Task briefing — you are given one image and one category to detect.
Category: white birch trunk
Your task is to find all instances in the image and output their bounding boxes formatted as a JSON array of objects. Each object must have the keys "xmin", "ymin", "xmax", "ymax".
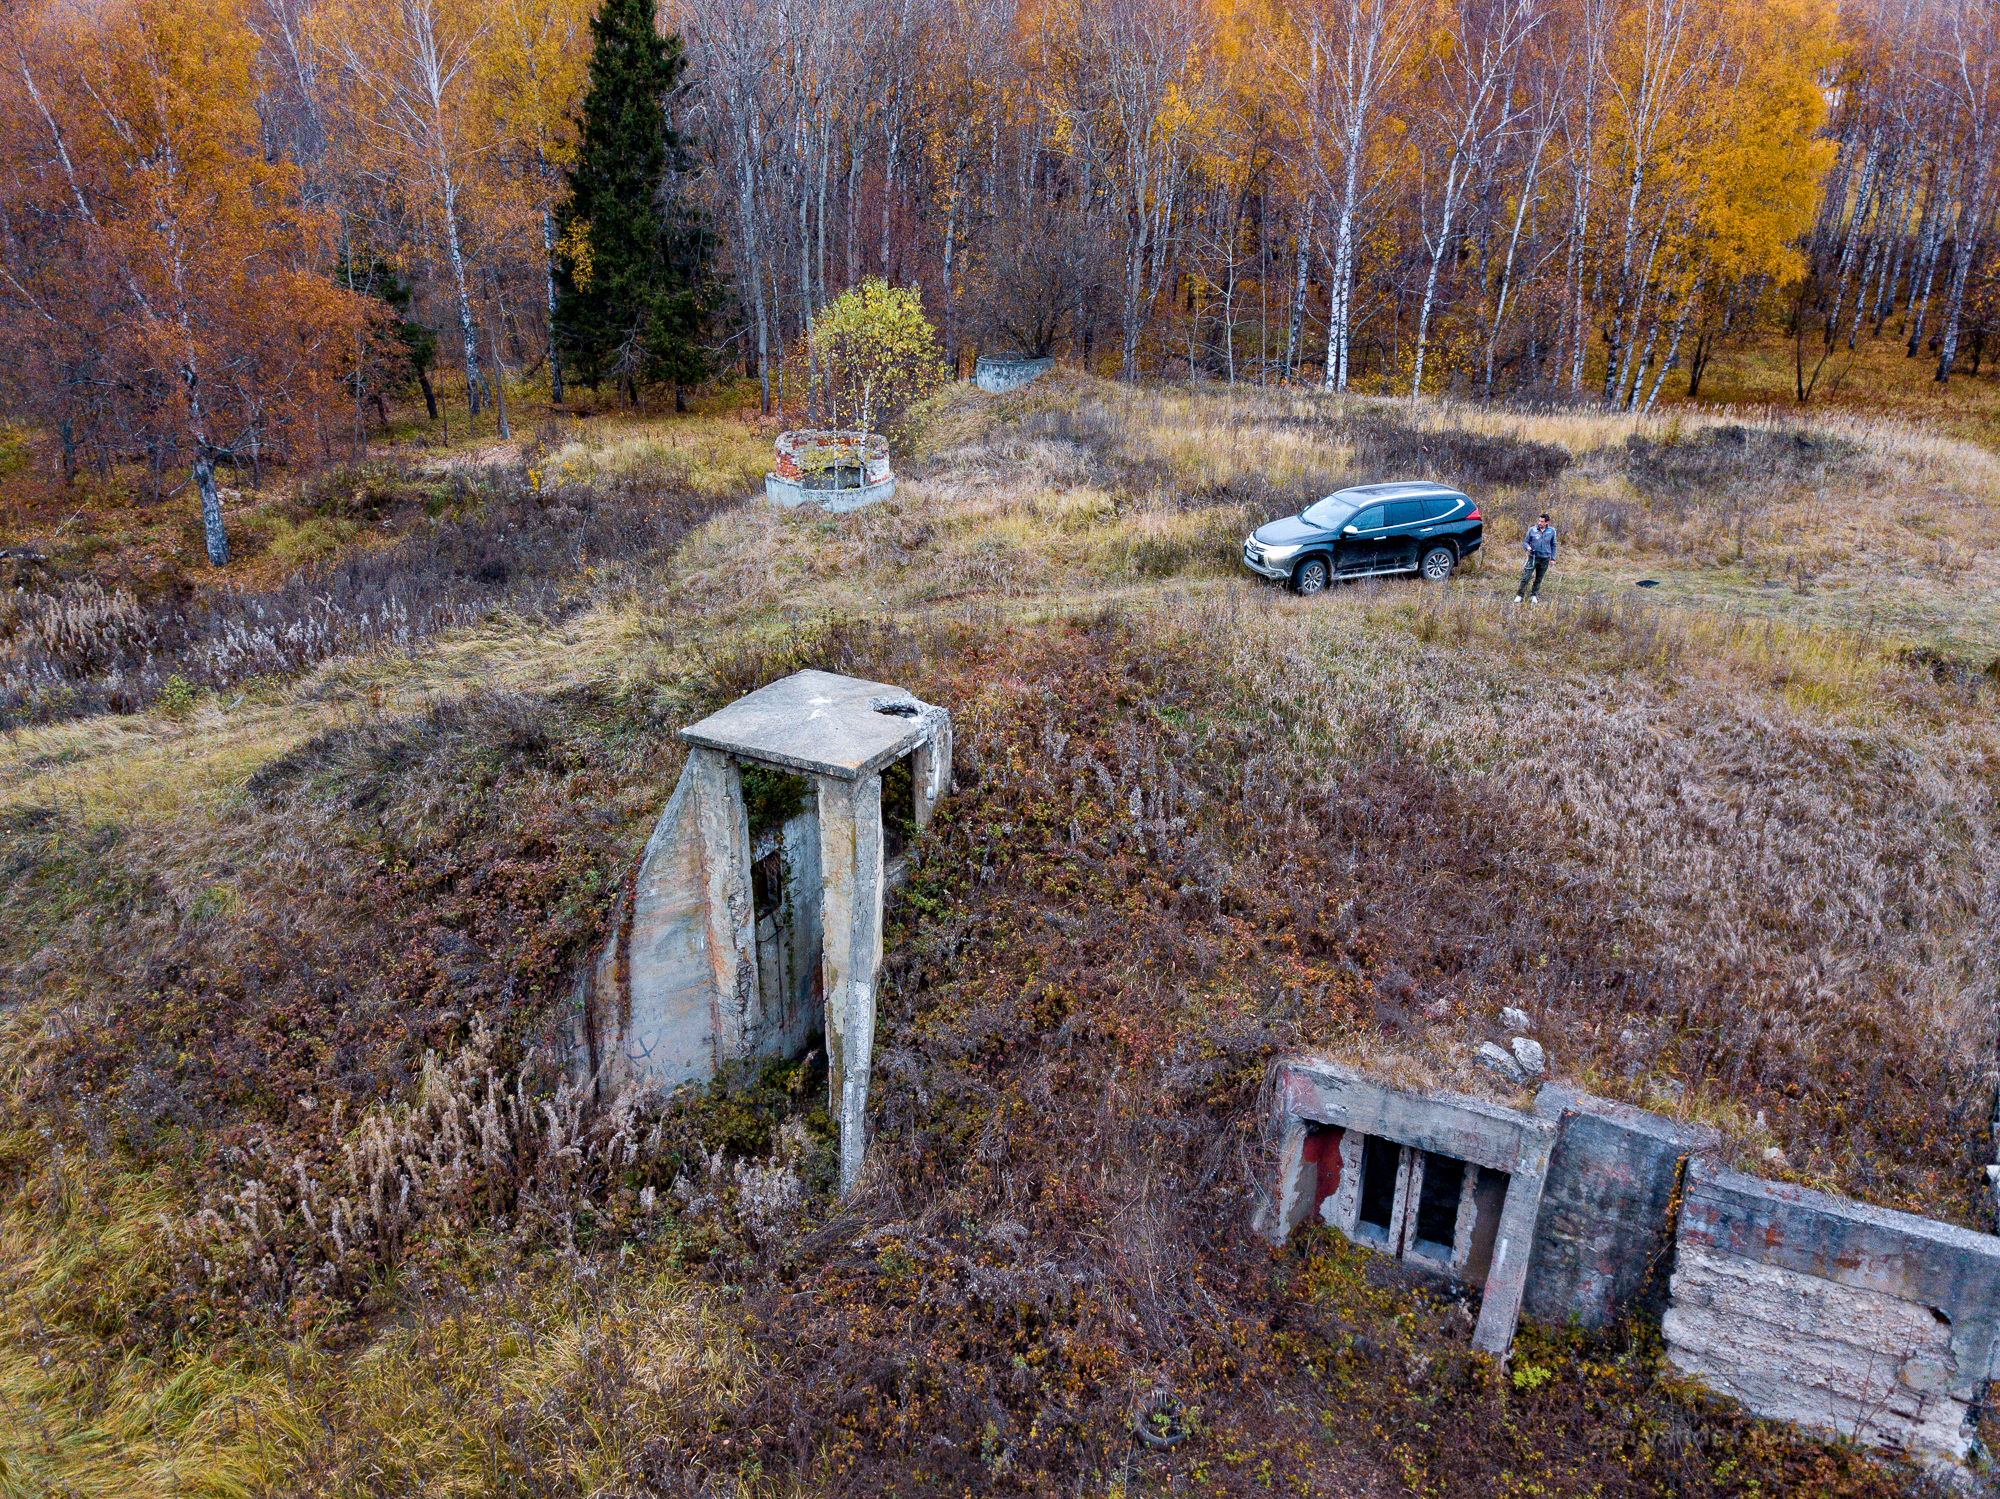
[{"xmin": 1284, "ymin": 195, "xmax": 1314, "ymax": 383}]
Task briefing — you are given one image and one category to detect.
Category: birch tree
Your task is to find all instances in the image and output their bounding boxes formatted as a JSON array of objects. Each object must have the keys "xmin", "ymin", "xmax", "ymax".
[
  {"xmin": 1262, "ymin": 0, "xmax": 1422, "ymax": 390},
  {"xmin": 1928, "ymin": 0, "xmax": 2000, "ymax": 383},
  {"xmin": 1408, "ymin": 0, "xmax": 1545, "ymax": 396},
  {"xmin": 318, "ymin": 0, "xmax": 495, "ymax": 422}
]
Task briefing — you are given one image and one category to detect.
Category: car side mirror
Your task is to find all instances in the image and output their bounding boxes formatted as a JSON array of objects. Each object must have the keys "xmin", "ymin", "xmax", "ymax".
[{"xmin": 1343, "ymin": 525, "xmax": 1357, "ymax": 534}]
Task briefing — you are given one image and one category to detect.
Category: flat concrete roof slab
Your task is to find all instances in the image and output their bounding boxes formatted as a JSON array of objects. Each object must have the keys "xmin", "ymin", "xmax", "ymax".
[{"xmin": 679, "ymin": 669, "xmax": 936, "ymax": 780}]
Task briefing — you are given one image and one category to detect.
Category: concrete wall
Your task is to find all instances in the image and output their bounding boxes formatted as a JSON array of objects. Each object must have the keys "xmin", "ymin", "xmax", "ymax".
[
  {"xmin": 973, "ymin": 356, "xmax": 1054, "ymax": 393},
  {"xmin": 1259, "ymin": 1066, "xmax": 2000, "ymax": 1469},
  {"xmin": 751, "ymin": 811, "xmax": 823, "ymax": 1064},
  {"xmin": 565, "ymin": 746, "xmax": 754, "ymax": 1098},
  {"xmin": 1664, "ymin": 1159, "xmax": 2000, "ymax": 1465},
  {"xmin": 1526, "ymin": 1086, "xmax": 1717, "ymax": 1328},
  {"xmin": 765, "ymin": 472, "xmax": 897, "ymax": 512}
]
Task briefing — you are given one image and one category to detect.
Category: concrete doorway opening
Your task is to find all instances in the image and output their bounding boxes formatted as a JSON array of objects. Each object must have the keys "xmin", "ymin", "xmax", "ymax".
[{"xmin": 1259, "ymin": 1060, "xmax": 1556, "ymax": 1354}]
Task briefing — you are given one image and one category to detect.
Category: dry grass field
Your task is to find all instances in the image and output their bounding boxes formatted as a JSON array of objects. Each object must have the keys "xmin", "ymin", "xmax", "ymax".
[{"xmin": 2, "ymin": 374, "xmax": 1997, "ymax": 1497}]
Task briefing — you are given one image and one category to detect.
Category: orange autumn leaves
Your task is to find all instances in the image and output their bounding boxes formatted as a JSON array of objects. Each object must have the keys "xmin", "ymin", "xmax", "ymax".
[
  {"xmin": 0, "ymin": 0, "xmax": 596, "ymax": 507},
  {"xmin": 0, "ymin": 0, "xmax": 370, "ymax": 483}
]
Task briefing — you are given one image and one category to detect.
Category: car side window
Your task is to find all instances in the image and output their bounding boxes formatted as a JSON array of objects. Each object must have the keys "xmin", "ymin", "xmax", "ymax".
[
  {"xmin": 1384, "ymin": 500, "xmax": 1427, "ymax": 527},
  {"xmin": 1423, "ymin": 496, "xmax": 1463, "ymax": 521},
  {"xmin": 1349, "ymin": 505, "xmax": 1385, "ymax": 531}
]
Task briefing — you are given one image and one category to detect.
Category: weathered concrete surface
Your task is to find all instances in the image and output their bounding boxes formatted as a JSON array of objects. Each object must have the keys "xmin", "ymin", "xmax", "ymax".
[
  {"xmin": 818, "ymin": 772, "xmax": 885, "ymax": 1195},
  {"xmin": 1664, "ymin": 1159, "xmax": 2000, "ymax": 1464},
  {"xmin": 765, "ymin": 472, "xmax": 896, "ymax": 511},
  {"xmin": 681, "ymin": 669, "xmax": 942, "ymax": 781},
  {"xmin": 1260, "ymin": 1058, "xmax": 1557, "ymax": 1356},
  {"xmin": 566, "ymin": 747, "xmax": 753, "ymax": 1096},
  {"xmin": 1526, "ymin": 1086, "xmax": 1718, "ymax": 1328},
  {"xmin": 912, "ymin": 717, "xmax": 952, "ymax": 830},
  {"xmin": 973, "ymin": 355, "xmax": 1054, "ymax": 393},
  {"xmin": 1667, "ymin": 1246, "xmax": 1970, "ymax": 1458},
  {"xmin": 1272, "ymin": 1060, "xmax": 1553, "ymax": 1176}
]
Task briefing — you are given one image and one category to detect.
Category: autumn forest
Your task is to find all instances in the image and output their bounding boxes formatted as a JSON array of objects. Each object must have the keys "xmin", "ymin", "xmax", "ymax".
[{"xmin": 2, "ymin": 0, "xmax": 1995, "ymax": 529}]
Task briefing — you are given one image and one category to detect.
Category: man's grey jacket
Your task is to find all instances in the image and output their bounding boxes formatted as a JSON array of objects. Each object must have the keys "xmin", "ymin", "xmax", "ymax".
[{"xmin": 1524, "ymin": 524, "xmax": 1557, "ymax": 561}]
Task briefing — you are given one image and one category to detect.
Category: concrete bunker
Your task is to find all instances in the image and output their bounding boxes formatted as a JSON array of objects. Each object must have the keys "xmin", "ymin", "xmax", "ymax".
[
  {"xmin": 566, "ymin": 669, "xmax": 950, "ymax": 1193},
  {"xmin": 1258, "ymin": 1061, "xmax": 2000, "ymax": 1470},
  {"xmin": 973, "ymin": 354, "xmax": 1055, "ymax": 393},
  {"xmin": 764, "ymin": 429, "xmax": 895, "ymax": 511},
  {"xmin": 1258, "ymin": 1059, "xmax": 1557, "ymax": 1355}
]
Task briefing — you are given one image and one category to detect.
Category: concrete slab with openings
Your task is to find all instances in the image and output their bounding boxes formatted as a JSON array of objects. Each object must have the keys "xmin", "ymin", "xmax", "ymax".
[
  {"xmin": 1257, "ymin": 1062, "xmax": 2000, "ymax": 1470},
  {"xmin": 564, "ymin": 670, "xmax": 950, "ymax": 1194},
  {"xmin": 1256, "ymin": 1058, "xmax": 1557, "ymax": 1355}
]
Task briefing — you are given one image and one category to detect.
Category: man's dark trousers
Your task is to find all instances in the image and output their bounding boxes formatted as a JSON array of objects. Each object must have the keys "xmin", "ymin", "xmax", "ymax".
[{"xmin": 1517, "ymin": 557, "xmax": 1549, "ymax": 600}]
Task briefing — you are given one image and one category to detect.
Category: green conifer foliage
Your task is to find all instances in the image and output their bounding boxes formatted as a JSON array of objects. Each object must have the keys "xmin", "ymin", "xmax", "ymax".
[{"xmin": 552, "ymin": 0, "xmax": 708, "ymax": 404}]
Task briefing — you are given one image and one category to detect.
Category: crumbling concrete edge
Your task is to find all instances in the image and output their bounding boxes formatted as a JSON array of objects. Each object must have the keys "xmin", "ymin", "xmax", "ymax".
[{"xmin": 1666, "ymin": 1157, "xmax": 2000, "ymax": 1467}]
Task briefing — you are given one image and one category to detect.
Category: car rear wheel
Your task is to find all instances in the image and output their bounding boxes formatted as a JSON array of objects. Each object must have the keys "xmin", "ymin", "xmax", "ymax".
[
  {"xmin": 1420, "ymin": 544, "xmax": 1456, "ymax": 582},
  {"xmin": 1292, "ymin": 556, "xmax": 1330, "ymax": 595}
]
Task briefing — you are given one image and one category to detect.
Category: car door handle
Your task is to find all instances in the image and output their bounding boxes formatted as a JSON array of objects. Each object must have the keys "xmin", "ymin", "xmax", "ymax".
[{"xmin": 1419, "ymin": 527, "xmax": 1435, "ymax": 534}]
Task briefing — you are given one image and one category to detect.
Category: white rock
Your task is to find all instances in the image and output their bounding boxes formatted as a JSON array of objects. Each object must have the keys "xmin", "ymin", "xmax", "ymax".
[
  {"xmin": 1500, "ymin": 1006, "xmax": 1533, "ymax": 1033},
  {"xmin": 1510, "ymin": 1037, "xmax": 1546, "ymax": 1075},
  {"xmin": 1762, "ymin": 1146, "xmax": 1791, "ymax": 1169},
  {"xmin": 1478, "ymin": 1041, "xmax": 1524, "ymax": 1083}
]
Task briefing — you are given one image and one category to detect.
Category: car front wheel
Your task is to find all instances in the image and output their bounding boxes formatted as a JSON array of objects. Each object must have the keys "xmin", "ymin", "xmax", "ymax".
[
  {"xmin": 1292, "ymin": 556, "xmax": 1330, "ymax": 595},
  {"xmin": 1420, "ymin": 544, "xmax": 1456, "ymax": 582}
]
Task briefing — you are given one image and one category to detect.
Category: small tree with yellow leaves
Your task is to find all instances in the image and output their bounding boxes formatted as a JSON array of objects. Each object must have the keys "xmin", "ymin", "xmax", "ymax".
[{"xmin": 806, "ymin": 279, "xmax": 948, "ymax": 438}]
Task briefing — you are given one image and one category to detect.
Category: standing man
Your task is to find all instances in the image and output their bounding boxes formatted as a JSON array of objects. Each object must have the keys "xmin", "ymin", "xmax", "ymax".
[{"xmin": 1516, "ymin": 512, "xmax": 1556, "ymax": 604}]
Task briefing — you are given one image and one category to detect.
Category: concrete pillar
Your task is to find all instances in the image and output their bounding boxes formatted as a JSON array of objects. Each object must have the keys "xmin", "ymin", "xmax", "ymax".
[
  {"xmin": 913, "ymin": 711, "xmax": 953, "ymax": 830},
  {"xmin": 1471, "ymin": 1124, "xmax": 1556, "ymax": 1356},
  {"xmin": 817, "ymin": 771, "xmax": 885, "ymax": 1195},
  {"xmin": 686, "ymin": 748, "xmax": 758, "ymax": 1069}
]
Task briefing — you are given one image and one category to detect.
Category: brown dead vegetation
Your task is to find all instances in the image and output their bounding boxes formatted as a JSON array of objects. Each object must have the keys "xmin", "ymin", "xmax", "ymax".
[{"xmin": 2, "ymin": 379, "xmax": 1996, "ymax": 1496}]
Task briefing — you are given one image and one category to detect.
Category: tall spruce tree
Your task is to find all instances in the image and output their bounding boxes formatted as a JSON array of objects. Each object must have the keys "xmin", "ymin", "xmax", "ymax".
[{"xmin": 553, "ymin": 0, "xmax": 707, "ymax": 404}]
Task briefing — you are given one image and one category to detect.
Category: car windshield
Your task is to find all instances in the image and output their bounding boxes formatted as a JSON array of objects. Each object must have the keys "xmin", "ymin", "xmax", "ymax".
[{"xmin": 1300, "ymin": 494, "xmax": 1360, "ymax": 528}]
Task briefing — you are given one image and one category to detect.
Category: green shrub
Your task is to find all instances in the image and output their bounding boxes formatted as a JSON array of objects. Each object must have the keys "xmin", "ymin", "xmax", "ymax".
[
  {"xmin": 156, "ymin": 674, "xmax": 195, "ymax": 718},
  {"xmin": 266, "ymin": 514, "xmax": 361, "ymax": 568}
]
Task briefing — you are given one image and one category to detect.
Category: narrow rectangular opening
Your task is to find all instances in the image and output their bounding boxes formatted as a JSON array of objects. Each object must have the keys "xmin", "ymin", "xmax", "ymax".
[
  {"xmin": 1356, "ymin": 1134, "xmax": 1400, "ymax": 1243},
  {"xmin": 1413, "ymin": 1151, "xmax": 1466, "ymax": 1255},
  {"xmin": 881, "ymin": 753, "xmax": 917, "ymax": 865},
  {"xmin": 1460, "ymin": 1167, "xmax": 1511, "ymax": 1287},
  {"xmin": 752, "ymin": 848, "xmax": 783, "ymax": 920}
]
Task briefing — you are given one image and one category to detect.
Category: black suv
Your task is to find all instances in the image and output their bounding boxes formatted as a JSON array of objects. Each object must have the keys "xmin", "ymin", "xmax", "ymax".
[{"xmin": 1241, "ymin": 481, "xmax": 1483, "ymax": 594}]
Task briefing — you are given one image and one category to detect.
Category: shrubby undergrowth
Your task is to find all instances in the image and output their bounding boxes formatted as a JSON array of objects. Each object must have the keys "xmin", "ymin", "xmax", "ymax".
[
  {"xmin": 2, "ymin": 380, "xmax": 1993, "ymax": 1496},
  {"xmin": 0, "ymin": 463, "xmax": 727, "ymax": 727}
]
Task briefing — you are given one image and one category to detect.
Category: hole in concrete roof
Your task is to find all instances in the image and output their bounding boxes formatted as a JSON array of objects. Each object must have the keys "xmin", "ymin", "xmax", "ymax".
[
  {"xmin": 872, "ymin": 698, "xmax": 921, "ymax": 717},
  {"xmin": 1930, "ymin": 1306, "xmax": 1952, "ymax": 1326}
]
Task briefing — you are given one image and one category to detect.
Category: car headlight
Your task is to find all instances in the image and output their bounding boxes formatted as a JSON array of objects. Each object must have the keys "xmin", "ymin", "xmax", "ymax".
[{"xmin": 1258, "ymin": 542, "xmax": 1300, "ymax": 563}]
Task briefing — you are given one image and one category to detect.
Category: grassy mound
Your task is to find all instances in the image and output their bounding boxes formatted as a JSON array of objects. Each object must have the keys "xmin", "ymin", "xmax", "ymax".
[{"xmin": 1, "ymin": 375, "xmax": 1995, "ymax": 1496}]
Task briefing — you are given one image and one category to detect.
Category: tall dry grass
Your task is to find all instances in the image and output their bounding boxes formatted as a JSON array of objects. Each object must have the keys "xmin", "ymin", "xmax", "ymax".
[
  {"xmin": 0, "ymin": 1138, "xmax": 766, "ymax": 1499},
  {"xmin": 2, "ymin": 373, "xmax": 1995, "ymax": 1497}
]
